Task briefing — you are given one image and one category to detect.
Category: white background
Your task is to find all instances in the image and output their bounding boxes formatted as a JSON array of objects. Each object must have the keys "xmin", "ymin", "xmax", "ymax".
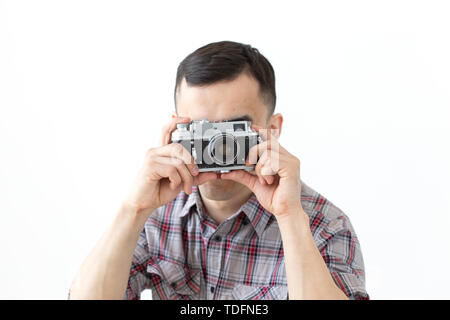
[{"xmin": 1, "ymin": 0, "xmax": 449, "ymax": 299}]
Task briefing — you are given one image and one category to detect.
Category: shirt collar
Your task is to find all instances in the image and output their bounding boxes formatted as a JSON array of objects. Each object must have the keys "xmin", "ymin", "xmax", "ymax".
[{"xmin": 178, "ymin": 186, "xmax": 273, "ymax": 238}]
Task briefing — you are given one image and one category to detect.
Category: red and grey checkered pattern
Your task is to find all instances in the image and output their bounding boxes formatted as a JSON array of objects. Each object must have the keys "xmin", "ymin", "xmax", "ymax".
[{"xmin": 125, "ymin": 180, "xmax": 369, "ymax": 300}]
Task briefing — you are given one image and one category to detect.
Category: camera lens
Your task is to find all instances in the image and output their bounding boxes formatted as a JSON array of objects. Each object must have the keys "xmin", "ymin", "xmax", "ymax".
[{"xmin": 208, "ymin": 133, "xmax": 239, "ymax": 166}]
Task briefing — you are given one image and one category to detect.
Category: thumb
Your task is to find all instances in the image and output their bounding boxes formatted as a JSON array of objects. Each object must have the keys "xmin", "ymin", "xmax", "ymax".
[{"xmin": 220, "ymin": 170, "xmax": 258, "ymax": 192}]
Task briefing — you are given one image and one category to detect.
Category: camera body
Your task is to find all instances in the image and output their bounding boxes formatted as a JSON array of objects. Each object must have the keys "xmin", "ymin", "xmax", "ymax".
[{"xmin": 171, "ymin": 119, "xmax": 261, "ymax": 173}]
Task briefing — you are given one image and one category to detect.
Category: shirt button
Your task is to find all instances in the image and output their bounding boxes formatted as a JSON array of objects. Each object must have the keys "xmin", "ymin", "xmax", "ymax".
[
  {"xmin": 210, "ymin": 286, "xmax": 215, "ymax": 293},
  {"xmin": 213, "ymin": 235, "xmax": 222, "ymax": 242}
]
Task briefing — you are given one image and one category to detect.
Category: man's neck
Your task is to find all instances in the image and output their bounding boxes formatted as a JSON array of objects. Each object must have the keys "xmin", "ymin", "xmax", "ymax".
[{"xmin": 199, "ymin": 187, "xmax": 253, "ymax": 225}]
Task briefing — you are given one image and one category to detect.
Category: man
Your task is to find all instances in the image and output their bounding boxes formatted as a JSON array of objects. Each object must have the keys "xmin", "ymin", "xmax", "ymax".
[{"xmin": 69, "ymin": 41, "xmax": 369, "ymax": 300}]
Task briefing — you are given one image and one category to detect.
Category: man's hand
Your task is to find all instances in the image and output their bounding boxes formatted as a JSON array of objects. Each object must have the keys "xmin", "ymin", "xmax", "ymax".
[
  {"xmin": 123, "ymin": 116, "xmax": 217, "ymax": 218},
  {"xmin": 223, "ymin": 126, "xmax": 349, "ymax": 300},
  {"xmin": 221, "ymin": 125, "xmax": 304, "ymax": 219}
]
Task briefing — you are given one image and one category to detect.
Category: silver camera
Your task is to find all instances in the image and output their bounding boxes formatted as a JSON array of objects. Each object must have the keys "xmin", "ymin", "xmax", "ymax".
[{"xmin": 171, "ymin": 119, "xmax": 261, "ymax": 173}]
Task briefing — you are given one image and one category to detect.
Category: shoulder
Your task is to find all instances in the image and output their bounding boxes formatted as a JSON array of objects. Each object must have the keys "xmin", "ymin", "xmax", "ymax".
[{"xmin": 300, "ymin": 180, "xmax": 357, "ymax": 249}]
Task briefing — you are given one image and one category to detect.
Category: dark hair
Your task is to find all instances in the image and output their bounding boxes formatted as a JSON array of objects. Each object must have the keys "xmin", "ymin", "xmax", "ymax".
[{"xmin": 174, "ymin": 40, "xmax": 276, "ymax": 115}]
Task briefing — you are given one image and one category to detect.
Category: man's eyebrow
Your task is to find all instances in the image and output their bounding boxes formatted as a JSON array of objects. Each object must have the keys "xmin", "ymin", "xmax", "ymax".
[{"xmin": 225, "ymin": 115, "xmax": 253, "ymax": 122}]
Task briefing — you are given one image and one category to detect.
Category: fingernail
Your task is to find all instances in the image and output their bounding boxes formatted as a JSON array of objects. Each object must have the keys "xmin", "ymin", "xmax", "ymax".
[{"xmin": 191, "ymin": 166, "xmax": 199, "ymax": 175}]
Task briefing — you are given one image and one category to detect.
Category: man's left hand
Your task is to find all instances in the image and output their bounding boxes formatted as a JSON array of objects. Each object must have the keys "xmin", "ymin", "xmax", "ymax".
[{"xmin": 221, "ymin": 125, "xmax": 305, "ymax": 219}]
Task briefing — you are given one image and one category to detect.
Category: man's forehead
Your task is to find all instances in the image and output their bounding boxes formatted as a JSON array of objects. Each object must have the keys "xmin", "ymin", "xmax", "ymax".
[{"xmin": 176, "ymin": 75, "xmax": 266, "ymax": 121}]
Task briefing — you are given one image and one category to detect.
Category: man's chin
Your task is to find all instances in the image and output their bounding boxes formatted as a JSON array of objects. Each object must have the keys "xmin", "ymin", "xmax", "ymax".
[
  {"xmin": 200, "ymin": 179, "xmax": 237, "ymax": 193},
  {"xmin": 198, "ymin": 179, "xmax": 246, "ymax": 201}
]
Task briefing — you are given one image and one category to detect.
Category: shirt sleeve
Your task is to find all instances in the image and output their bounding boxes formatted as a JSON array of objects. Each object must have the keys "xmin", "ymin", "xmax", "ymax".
[
  {"xmin": 317, "ymin": 214, "xmax": 369, "ymax": 300},
  {"xmin": 124, "ymin": 227, "xmax": 154, "ymax": 300}
]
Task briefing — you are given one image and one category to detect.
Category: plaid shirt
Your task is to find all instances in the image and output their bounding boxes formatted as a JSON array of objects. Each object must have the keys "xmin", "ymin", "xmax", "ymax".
[{"xmin": 125, "ymin": 180, "xmax": 369, "ymax": 300}]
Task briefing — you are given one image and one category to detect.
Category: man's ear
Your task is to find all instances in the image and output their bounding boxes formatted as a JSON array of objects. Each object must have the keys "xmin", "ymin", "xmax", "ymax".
[{"xmin": 268, "ymin": 113, "xmax": 283, "ymax": 139}]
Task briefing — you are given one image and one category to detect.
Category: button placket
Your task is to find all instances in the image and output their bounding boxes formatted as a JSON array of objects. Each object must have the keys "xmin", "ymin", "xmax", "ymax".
[{"xmin": 206, "ymin": 223, "xmax": 228, "ymax": 299}]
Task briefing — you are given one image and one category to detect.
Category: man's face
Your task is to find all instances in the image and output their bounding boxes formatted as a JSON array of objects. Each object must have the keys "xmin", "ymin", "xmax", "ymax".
[{"xmin": 176, "ymin": 72, "xmax": 271, "ymax": 201}]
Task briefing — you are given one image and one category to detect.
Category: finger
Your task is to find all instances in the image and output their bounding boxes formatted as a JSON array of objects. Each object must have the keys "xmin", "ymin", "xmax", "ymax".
[
  {"xmin": 147, "ymin": 159, "xmax": 182, "ymax": 190},
  {"xmin": 260, "ymin": 152, "xmax": 279, "ymax": 176},
  {"xmin": 247, "ymin": 140, "xmax": 271, "ymax": 165},
  {"xmin": 247, "ymin": 124, "xmax": 280, "ymax": 165},
  {"xmin": 152, "ymin": 143, "xmax": 198, "ymax": 176},
  {"xmin": 247, "ymin": 135, "xmax": 281, "ymax": 165},
  {"xmin": 251, "ymin": 124, "xmax": 279, "ymax": 142},
  {"xmin": 160, "ymin": 116, "xmax": 191, "ymax": 146},
  {"xmin": 155, "ymin": 157, "xmax": 193, "ymax": 194},
  {"xmin": 254, "ymin": 151, "xmax": 272, "ymax": 185},
  {"xmin": 251, "ymin": 124, "xmax": 269, "ymax": 142},
  {"xmin": 261, "ymin": 165, "xmax": 276, "ymax": 185},
  {"xmin": 254, "ymin": 150, "xmax": 267, "ymax": 177},
  {"xmin": 264, "ymin": 174, "xmax": 275, "ymax": 185},
  {"xmin": 246, "ymin": 140, "xmax": 262, "ymax": 165},
  {"xmin": 174, "ymin": 161, "xmax": 194, "ymax": 194},
  {"xmin": 261, "ymin": 162, "xmax": 278, "ymax": 176},
  {"xmin": 220, "ymin": 170, "xmax": 259, "ymax": 192},
  {"xmin": 257, "ymin": 148, "xmax": 281, "ymax": 184}
]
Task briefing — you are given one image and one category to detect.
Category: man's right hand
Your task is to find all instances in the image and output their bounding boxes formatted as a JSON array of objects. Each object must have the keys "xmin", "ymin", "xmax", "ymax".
[{"xmin": 123, "ymin": 116, "xmax": 217, "ymax": 218}]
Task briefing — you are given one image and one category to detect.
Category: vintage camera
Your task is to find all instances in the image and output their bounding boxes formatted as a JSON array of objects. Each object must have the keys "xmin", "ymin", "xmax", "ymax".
[{"xmin": 171, "ymin": 119, "xmax": 261, "ymax": 173}]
